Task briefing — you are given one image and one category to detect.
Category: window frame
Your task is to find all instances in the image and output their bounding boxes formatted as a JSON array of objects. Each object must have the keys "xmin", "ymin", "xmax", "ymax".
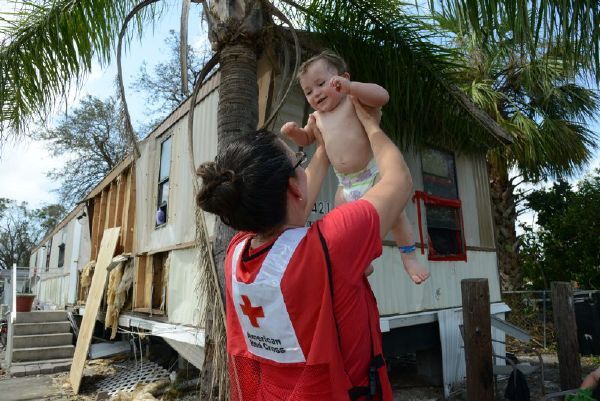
[
  {"xmin": 156, "ymin": 135, "xmax": 173, "ymax": 228},
  {"xmin": 57, "ymin": 243, "xmax": 66, "ymax": 268},
  {"xmin": 415, "ymin": 147, "xmax": 467, "ymax": 262}
]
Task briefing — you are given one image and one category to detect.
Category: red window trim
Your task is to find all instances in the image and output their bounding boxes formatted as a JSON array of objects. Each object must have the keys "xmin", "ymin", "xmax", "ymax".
[{"xmin": 412, "ymin": 190, "xmax": 467, "ymax": 262}]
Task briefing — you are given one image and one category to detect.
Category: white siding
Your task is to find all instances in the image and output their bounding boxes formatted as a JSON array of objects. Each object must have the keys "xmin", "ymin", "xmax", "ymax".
[
  {"xmin": 166, "ymin": 248, "xmax": 203, "ymax": 326},
  {"xmin": 369, "ymin": 249, "xmax": 500, "ymax": 315},
  {"xmin": 37, "ymin": 274, "xmax": 70, "ymax": 308},
  {"xmin": 136, "ymin": 90, "xmax": 219, "ymax": 252},
  {"xmin": 35, "ymin": 209, "xmax": 91, "ymax": 308}
]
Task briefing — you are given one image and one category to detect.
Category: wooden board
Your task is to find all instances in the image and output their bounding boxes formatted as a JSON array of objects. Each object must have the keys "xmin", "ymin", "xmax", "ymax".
[{"xmin": 69, "ymin": 227, "xmax": 121, "ymax": 394}]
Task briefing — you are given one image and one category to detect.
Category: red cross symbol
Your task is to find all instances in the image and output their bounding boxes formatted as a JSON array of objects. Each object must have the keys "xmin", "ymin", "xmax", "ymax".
[{"xmin": 240, "ymin": 295, "xmax": 265, "ymax": 328}]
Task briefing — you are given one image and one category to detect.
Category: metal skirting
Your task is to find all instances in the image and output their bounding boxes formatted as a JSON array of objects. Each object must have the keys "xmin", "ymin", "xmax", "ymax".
[
  {"xmin": 379, "ymin": 302, "xmax": 511, "ymax": 332},
  {"xmin": 76, "ymin": 307, "xmax": 204, "ymax": 347}
]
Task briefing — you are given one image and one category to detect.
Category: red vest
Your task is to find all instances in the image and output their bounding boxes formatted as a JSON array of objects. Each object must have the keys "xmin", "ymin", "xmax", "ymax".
[{"xmin": 226, "ymin": 225, "xmax": 392, "ymax": 401}]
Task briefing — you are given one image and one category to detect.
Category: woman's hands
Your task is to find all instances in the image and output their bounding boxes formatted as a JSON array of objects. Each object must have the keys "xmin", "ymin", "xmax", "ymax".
[{"xmin": 351, "ymin": 96, "xmax": 382, "ymax": 129}]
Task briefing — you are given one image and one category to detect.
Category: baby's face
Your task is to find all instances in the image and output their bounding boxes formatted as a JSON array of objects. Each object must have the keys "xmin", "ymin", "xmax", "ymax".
[{"xmin": 299, "ymin": 59, "xmax": 344, "ymax": 113}]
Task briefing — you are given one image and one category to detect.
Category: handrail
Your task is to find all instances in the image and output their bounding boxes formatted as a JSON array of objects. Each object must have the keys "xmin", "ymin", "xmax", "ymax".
[{"xmin": 11, "ymin": 262, "xmax": 16, "ymax": 324}]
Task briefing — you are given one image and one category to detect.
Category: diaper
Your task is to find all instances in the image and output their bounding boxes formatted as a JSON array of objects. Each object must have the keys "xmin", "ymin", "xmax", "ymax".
[{"xmin": 335, "ymin": 159, "xmax": 379, "ymax": 202}]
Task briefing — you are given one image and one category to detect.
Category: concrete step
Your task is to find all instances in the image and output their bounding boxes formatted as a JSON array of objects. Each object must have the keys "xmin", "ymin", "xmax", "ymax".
[
  {"xmin": 13, "ymin": 333, "xmax": 73, "ymax": 349},
  {"xmin": 14, "ymin": 321, "xmax": 71, "ymax": 336},
  {"xmin": 15, "ymin": 311, "xmax": 67, "ymax": 323},
  {"xmin": 9, "ymin": 359, "xmax": 72, "ymax": 377},
  {"xmin": 12, "ymin": 345, "xmax": 74, "ymax": 362}
]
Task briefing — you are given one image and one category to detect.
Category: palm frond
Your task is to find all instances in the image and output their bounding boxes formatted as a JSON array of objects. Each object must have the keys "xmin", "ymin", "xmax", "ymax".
[
  {"xmin": 429, "ymin": 0, "xmax": 600, "ymax": 83},
  {"xmin": 0, "ymin": 0, "xmax": 163, "ymax": 137},
  {"xmin": 506, "ymin": 116, "xmax": 598, "ymax": 179},
  {"xmin": 433, "ymin": 7, "xmax": 600, "ymax": 180},
  {"xmin": 287, "ymin": 0, "xmax": 508, "ymax": 152}
]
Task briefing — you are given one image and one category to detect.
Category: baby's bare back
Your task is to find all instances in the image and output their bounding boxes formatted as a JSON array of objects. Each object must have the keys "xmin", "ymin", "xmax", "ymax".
[{"xmin": 315, "ymin": 96, "xmax": 373, "ymax": 175}]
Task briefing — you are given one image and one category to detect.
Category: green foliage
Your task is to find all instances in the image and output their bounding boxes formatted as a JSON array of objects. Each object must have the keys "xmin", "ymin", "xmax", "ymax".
[
  {"xmin": 34, "ymin": 95, "xmax": 130, "ymax": 207},
  {"xmin": 0, "ymin": 0, "xmax": 163, "ymax": 137},
  {"xmin": 430, "ymin": 1, "xmax": 600, "ymax": 84},
  {"xmin": 130, "ymin": 30, "xmax": 209, "ymax": 135},
  {"xmin": 0, "ymin": 198, "xmax": 64, "ymax": 269},
  {"xmin": 433, "ymin": 12, "xmax": 599, "ymax": 180},
  {"xmin": 520, "ymin": 170, "xmax": 600, "ymax": 289},
  {"xmin": 566, "ymin": 388, "xmax": 596, "ymax": 401},
  {"xmin": 35, "ymin": 204, "xmax": 67, "ymax": 237}
]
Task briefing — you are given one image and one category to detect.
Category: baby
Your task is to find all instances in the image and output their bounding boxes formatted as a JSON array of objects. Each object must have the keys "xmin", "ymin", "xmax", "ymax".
[{"xmin": 282, "ymin": 50, "xmax": 430, "ymax": 284}]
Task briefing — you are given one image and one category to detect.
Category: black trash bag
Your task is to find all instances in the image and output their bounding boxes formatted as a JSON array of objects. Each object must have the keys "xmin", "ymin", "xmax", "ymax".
[{"xmin": 504, "ymin": 368, "xmax": 531, "ymax": 401}]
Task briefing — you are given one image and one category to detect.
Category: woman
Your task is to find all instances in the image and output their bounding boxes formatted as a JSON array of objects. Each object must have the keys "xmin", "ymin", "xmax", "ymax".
[{"xmin": 196, "ymin": 98, "xmax": 412, "ymax": 401}]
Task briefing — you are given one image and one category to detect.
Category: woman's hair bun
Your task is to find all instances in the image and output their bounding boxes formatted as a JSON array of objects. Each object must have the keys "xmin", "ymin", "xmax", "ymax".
[{"xmin": 196, "ymin": 162, "xmax": 240, "ymax": 217}]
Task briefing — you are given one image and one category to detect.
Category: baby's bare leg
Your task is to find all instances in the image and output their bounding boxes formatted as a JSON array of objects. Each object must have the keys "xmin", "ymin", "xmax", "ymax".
[
  {"xmin": 335, "ymin": 186, "xmax": 374, "ymax": 276},
  {"xmin": 392, "ymin": 210, "xmax": 430, "ymax": 284}
]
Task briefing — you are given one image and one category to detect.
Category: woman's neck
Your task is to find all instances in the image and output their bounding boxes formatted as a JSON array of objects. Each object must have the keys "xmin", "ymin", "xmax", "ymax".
[{"xmin": 251, "ymin": 223, "xmax": 303, "ymax": 248}]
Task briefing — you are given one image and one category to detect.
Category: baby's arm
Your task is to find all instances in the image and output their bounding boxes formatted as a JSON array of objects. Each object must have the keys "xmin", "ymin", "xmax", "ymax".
[
  {"xmin": 281, "ymin": 117, "xmax": 317, "ymax": 147},
  {"xmin": 330, "ymin": 76, "xmax": 389, "ymax": 107}
]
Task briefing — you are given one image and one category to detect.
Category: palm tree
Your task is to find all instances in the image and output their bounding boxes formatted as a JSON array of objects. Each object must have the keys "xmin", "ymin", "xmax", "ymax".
[
  {"xmin": 429, "ymin": 1, "xmax": 600, "ymax": 84},
  {"xmin": 429, "ymin": 11, "xmax": 599, "ymax": 290},
  {"xmin": 2, "ymin": 0, "xmax": 599, "ymax": 397}
]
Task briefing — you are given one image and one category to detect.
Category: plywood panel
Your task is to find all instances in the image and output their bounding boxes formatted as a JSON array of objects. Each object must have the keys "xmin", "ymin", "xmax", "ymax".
[
  {"xmin": 107, "ymin": 182, "xmax": 117, "ymax": 228},
  {"xmin": 123, "ymin": 166, "xmax": 136, "ymax": 253},
  {"xmin": 144, "ymin": 254, "xmax": 154, "ymax": 309},
  {"xmin": 257, "ymin": 54, "xmax": 274, "ymax": 127},
  {"xmin": 133, "ymin": 256, "xmax": 147, "ymax": 309},
  {"xmin": 115, "ymin": 172, "xmax": 126, "ymax": 228},
  {"xmin": 91, "ymin": 196, "xmax": 101, "ymax": 259},
  {"xmin": 95, "ymin": 191, "xmax": 108, "ymax": 259},
  {"xmin": 69, "ymin": 227, "xmax": 120, "ymax": 394}
]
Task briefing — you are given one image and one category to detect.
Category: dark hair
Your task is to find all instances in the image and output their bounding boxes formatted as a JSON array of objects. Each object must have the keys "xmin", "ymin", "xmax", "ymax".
[
  {"xmin": 297, "ymin": 49, "xmax": 348, "ymax": 79},
  {"xmin": 196, "ymin": 130, "xmax": 294, "ymax": 233}
]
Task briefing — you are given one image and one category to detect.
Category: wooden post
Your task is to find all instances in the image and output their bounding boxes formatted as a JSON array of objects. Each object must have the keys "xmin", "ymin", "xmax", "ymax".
[
  {"xmin": 461, "ymin": 279, "xmax": 494, "ymax": 401},
  {"xmin": 551, "ymin": 282, "xmax": 582, "ymax": 390}
]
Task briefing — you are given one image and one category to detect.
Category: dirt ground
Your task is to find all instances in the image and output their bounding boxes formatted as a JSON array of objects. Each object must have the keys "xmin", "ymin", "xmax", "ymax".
[
  {"xmin": 1, "ymin": 350, "xmax": 598, "ymax": 400},
  {"xmin": 391, "ymin": 354, "xmax": 599, "ymax": 401}
]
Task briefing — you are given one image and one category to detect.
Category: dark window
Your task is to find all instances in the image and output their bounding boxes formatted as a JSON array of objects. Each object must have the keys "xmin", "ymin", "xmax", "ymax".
[
  {"xmin": 57, "ymin": 243, "xmax": 65, "ymax": 268},
  {"xmin": 156, "ymin": 136, "xmax": 172, "ymax": 227},
  {"xmin": 45, "ymin": 239, "xmax": 52, "ymax": 272},
  {"xmin": 415, "ymin": 148, "xmax": 466, "ymax": 261}
]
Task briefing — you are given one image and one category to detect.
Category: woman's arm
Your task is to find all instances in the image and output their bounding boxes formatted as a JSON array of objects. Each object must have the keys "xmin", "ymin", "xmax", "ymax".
[
  {"xmin": 581, "ymin": 367, "xmax": 600, "ymax": 390},
  {"xmin": 303, "ymin": 122, "xmax": 330, "ymax": 221},
  {"xmin": 354, "ymin": 97, "xmax": 412, "ymax": 238}
]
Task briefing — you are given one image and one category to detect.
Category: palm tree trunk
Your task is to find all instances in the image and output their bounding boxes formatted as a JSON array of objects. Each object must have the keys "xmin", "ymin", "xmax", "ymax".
[
  {"xmin": 201, "ymin": 42, "xmax": 259, "ymax": 399},
  {"xmin": 488, "ymin": 159, "xmax": 521, "ymax": 290}
]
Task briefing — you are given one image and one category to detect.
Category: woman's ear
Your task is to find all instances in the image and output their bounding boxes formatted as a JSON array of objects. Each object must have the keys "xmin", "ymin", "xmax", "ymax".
[{"xmin": 287, "ymin": 177, "xmax": 303, "ymax": 200}]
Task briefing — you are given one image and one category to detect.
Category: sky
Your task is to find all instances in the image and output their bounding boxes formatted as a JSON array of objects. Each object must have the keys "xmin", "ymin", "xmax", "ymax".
[
  {"xmin": 0, "ymin": 1, "xmax": 599, "ymax": 215},
  {"xmin": 0, "ymin": 1, "xmax": 207, "ymax": 208}
]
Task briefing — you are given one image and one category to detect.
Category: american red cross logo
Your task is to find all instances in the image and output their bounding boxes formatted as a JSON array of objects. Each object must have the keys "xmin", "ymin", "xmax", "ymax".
[{"xmin": 240, "ymin": 295, "xmax": 265, "ymax": 328}]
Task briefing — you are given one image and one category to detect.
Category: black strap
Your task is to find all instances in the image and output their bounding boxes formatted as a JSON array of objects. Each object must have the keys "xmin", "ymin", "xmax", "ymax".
[
  {"xmin": 317, "ymin": 224, "xmax": 335, "ymax": 302},
  {"xmin": 316, "ymin": 223, "xmax": 384, "ymax": 401}
]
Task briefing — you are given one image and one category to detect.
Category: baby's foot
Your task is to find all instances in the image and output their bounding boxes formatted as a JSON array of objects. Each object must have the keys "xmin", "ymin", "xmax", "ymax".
[{"xmin": 401, "ymin": 256, "xmax": 430, "ymax": 284}]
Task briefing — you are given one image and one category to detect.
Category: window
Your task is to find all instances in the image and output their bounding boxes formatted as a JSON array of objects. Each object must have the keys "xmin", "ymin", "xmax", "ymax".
[
  {"xmin": 57, "ymin": 243, "xmax": 65, "ymax": 268},
  {"xmin": 45, "ymin": 239, "xmax": 52, "ymax": 271},
  {"xmin": 156, "ymin": 136, "xmax": 172, "ymax": 227},
  {"xmin": 414, "ymin": 148, "xmax": 466, "ymax": 261}
]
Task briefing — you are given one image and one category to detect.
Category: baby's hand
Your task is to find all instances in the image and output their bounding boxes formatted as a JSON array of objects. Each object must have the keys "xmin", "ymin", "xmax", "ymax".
[
  {"xmin": 281, "ymin": 121, "xmax": 299, "ymax": 137},
  {"xmin": 306, "ymin": 113, "xmax": 317, "ymax": 129},
  {"xmin": 329, "ymin": 76, "xmax": 351, "ymax": 94}
]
